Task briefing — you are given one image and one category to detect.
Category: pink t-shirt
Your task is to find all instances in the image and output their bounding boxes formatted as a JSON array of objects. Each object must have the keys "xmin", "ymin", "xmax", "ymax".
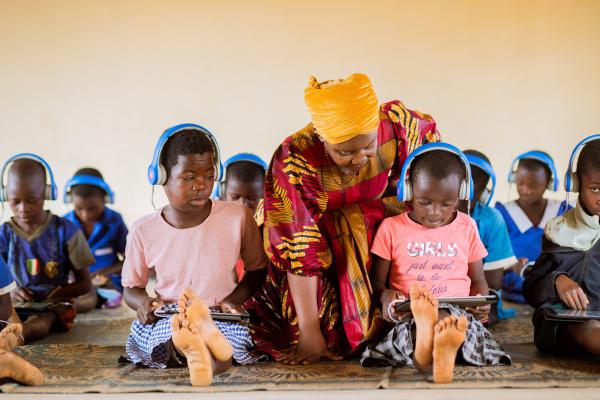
[
  {"xmin": 121, "ymin": 200, "xmax": 267, "ymax": 304},
  {"xmin": 371, "ymin": 211, "xmax": 487, "ymax": 298}
]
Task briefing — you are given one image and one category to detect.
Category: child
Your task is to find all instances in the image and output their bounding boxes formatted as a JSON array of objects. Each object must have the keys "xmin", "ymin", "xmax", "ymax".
[
  {"xmin": 495, "ymin": 150, "xmax": 569, "ymax": 303},
  {"xmin": 217, "ymin": 153, "xmax": 267, "ymax": 280},
  {"xmin": 0, "ymin": 255, "xmax": 44, "ymax": 386},
  {"xmin": 524, "ymin": 136, "xmax": 600, "ymax": 356},
  {"xmin": 217, "ymin": 153, "xmax": 267, "ymax": 215},
  {"xmin": 361, "ymin": 144, "xmax": 510, "ymax": 384},
  {"xmin": 461, "ymin": 150, "xmax": 518, "ymax": 324},
  {"xmin": 64, "ymin": 167, "xmax": 128, "ymax": 308},
  {"xmin": 0, "ymin": 154, "xmax": 95, "ymax": 343},
  {"xmin": 122, "ymin": 124, "xmax": 268, "ymax": 387}
]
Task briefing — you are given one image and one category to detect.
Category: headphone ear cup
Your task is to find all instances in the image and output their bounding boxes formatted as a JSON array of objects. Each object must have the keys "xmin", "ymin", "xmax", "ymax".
[
  {"xmin": 479, "ymin": 188, "xmax": 490, "ymax": 206},
  {"xmin": 571, "ymin": 172, "xmax": 579, "ymax": 193},
  {"xmin": 45, "ymin": 185, "xmax": 52, "ymax": 201},
  {"xmin": 157, "ymin": 164, "xmax": 167, "ymax": 185},
  {"xmin": 459, "ymin": 180, "xmax": 467, "ymax": 200},
  {"xmin": 404, "ymin": 178, "xmax": 412, "ymax": 201}
]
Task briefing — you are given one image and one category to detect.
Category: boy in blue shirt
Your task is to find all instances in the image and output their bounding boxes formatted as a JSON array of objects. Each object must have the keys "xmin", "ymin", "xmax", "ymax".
[
  {"xmin": 64, "ymin": 168, "xmax": 128, "ymax": 308},
  {"xmin": 0, "ymin": 156, "xmax": 95, "ymax": 343},
  {"xmin": 0, "ymin": 255, "xmax": 44, "ymax": 386},
  {"xmin": 460, "ymin": 150, "xmax": 518, "ymax": 324}
]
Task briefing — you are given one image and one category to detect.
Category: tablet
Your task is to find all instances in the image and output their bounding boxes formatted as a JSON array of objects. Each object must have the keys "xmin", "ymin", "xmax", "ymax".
[
  {"xmin": 394, "ymin": 295, "xmax": 498, "ymax": 313},
  {"xmin": 153, "ymin": 304, "xmax": 250, "ymax": 321},
  {"xmin": 14, "ymin": 302, "xmax": 52, "ymax": 314},
  {"xmin": 543, "ymin": 307, "xmax": 600, "ymax": 322}
]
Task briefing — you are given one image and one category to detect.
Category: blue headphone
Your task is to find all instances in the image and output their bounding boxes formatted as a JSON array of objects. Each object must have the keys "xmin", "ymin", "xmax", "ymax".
[
  {"xmin": 564, "ymin": 134, "xmax": 600, "ymax": 193},
  {"xmin": 0, "ymin": 153, "xmax": 58, "ymax": 202},
  {"xmin": 214, "ymin": 153, "xmax": 268, "ymax": 198},
  {"xmin": 64, "ymin": 175, "xmax": 115, "ymax": 204},
  {"xmin": 465, "ymin": 154, "xmax": 496, "ymax": 206},
  {"xmin": 397, "ymin": 142, "xmax": 474, "ymax": 202},
  {"xmin": 507, "ymin": 150, "xmax": 558, "ymax": 191},
  {"xmin": 147, "ymin": 123, "xmax": 222, "ymax": 186}
]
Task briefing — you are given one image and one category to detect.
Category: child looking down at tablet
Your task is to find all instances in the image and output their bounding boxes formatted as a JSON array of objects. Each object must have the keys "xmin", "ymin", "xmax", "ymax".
[
  {"xmin": 122, "ymin": 125, "xmax": 268, "ymax": 386},
  {"xmin": 361, "ymin": 144, "xmax": 510, "ymax": 383},
  {"xmin": 524, "ymin": 136, "xmax": 600, "ymax": 356}
]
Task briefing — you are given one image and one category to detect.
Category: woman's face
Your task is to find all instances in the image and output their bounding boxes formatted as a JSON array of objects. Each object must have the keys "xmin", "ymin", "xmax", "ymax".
[{"xmin": 323, "ymin": 130, "xmax": 378, "ymax": 176}]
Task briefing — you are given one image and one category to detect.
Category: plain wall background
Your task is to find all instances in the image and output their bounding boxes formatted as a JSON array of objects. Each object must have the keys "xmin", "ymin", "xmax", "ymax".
[{"xmin": 1, "ymin": 0, "xmax": 599, "ymax": 224}]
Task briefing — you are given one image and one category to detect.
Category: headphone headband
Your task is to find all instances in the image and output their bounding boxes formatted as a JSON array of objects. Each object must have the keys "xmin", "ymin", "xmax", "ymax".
[
  {"xmin": 508, "ymin": 150, "xmax": 558, "ymax": 191},
  {"xmin": 147, "ymin": 123, "xmax": 222, "ymax": 186},
  {"xmin": 214, "ymin": 153, "xmax": 268, "ymax": 198},
  {"xmin": 396, "ymin": 142, "xmax": 474, "ymax": 202},
  {"xmin": 0, "ymin": 153, "xmax": 58, "ymax": 202},
  {"xmin": 465, "ymin": 153, "xmax": 496, "ymax": 206},
  {"xmin": 64, "ymin": 175, "xmax": 115, "ymax": 204},
  {"xmin": 564, "ymin": 133, "xmax": 600, "ymax": 193}
]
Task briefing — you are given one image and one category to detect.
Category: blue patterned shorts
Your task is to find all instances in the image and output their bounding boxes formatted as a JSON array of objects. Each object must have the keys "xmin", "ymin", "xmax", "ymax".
[{"xmin": 125, "ymin": 316, "xmax": 264, "ymax": 368}]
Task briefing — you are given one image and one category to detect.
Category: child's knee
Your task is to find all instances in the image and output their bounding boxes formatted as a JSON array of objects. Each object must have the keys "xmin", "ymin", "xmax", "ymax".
[{"xmin": 575, "ymin": 321, "xmax": 600, "ymax": 355}]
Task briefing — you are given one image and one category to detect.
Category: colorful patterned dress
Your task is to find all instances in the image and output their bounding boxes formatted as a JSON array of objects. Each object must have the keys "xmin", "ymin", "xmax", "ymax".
[{"xmin": 246, "ymin": 100, "xmax": 440, "ymax": 359}]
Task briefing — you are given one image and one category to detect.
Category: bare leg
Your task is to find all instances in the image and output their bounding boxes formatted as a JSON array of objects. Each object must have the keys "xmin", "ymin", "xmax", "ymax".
[
  {"xmin": 0, "ymin": 350, "xmax": 44, "ymax": 386},
  {"xmin": 178, "ymin": 288, "xmax": 233, "ymax": 361},
  {"xmin": 72, "ymin": 288, "xmax": 98, "ymax": 313},
  {"xmin": 432, "ymin": 315, "xmax": 468, "ymax": 384},
  {"xmin": 563, "ymin": 320, "xmax": 600, "ymax": 355},
  {"xmin": 21, "ymin": 313, "xmax": 55, "ymax": 343},
  {"xmin": 410, "ymin": 286, "xmax": 438, "ymax": 372},
  {"xmin": 0, "ymin": 324, "xmax": 24, "ymax": 350}
]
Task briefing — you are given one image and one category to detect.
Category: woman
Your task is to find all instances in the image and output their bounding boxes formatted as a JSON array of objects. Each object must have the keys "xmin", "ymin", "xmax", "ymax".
[{"xmin": 247, "ymin": 73, "xmax": 440, "ymax": 364}]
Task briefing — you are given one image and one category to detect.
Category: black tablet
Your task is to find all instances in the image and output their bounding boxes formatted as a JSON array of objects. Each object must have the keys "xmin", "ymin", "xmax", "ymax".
[
  {"xmin": 153, "ymin": 304, "xmax": 250, "ymax": 321},
  {"xmin": 543, "ymin": 307, "xmax": 600, "ymax": 322},
  {"xmin": 394, "ymin": 295, "xmax": 498, "ymax": 313},
  {"xmin": 14, "ymin": 302, "xmax": 52, "ymax": 315}
]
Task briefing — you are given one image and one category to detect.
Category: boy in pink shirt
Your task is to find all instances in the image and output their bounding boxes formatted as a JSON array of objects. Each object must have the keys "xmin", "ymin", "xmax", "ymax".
[
  {"xmin": 122, "ymin": 124, "xmax": 267, "ymax": 387},
  {"xmin": 361, "ymin": 144, "xmax": 510, "ymax": 383}
]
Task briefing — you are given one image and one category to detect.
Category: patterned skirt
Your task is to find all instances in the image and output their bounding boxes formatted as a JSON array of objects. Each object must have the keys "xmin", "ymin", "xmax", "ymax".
[
  {"xmin": 125, "ymin": 316, "xmax": 264, "ymax": 368},
  {"xmin": 361, "ymin": 304, "xmax": 511, "ymax": 367}
]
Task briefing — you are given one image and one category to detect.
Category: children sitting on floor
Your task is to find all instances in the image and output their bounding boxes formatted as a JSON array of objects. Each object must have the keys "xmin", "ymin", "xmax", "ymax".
[
  {"xmin": 122, "ymin": 124, "xmax": 268, "ymax": 387},
  {"xmin": 0, "ymin": 255, "xmax": 44, "ymax": 386},
  {"xmin": 524, "ymin": 135, "xmax": 600, "ymax": 356},
  {"xmin": 460, "ymin": 149, "xmax": 518, "ymax": 324},
  {"xmin": 0, "ymin": 154, "xmax": 95, "ymax": 343},
  {"xmin": 64, "ymin": 168, "xmax": 128, "ymax": 308},
  {"xmin": 361, "ymin": 143, "xmax": 510, "ymax": 383},
  {"xmin": 495, "ymin": 150, "xmax": 569, "ymax": 303},
  {"xmin": 216, "ymin": 153, "xmax": 268, "ymax": 280}
]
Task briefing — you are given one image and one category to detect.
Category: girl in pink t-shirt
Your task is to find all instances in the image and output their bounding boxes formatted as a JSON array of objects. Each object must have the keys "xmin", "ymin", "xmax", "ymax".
[
  {"xmin": 361, "ymin": 145, "xmax": 510, "ymax": 383},
  {"xmin": 122, "ymin": 125, "xmax": 268, "ymax": 387}
]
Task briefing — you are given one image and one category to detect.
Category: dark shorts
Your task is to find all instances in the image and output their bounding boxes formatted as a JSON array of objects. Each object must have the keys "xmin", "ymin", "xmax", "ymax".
[{"xmin": 532, "ymin": 307, "xmax": 587, "ymax": 356}]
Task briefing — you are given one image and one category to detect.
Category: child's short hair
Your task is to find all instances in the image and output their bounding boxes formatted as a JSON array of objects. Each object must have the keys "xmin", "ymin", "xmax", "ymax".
[
  {"xmin": 161, "ymin": 130, "xmax": 215, "ymax": 179},
  {"xmin": 71, "ymin": 167, "xmax": 105, "ymax": 199},
  {"xmin": 463, "ymin": 149, "xmax": 491, "ymax": 190},
  {"xmin": 576, "ymin": 139, "xmax": 600, "ymax": 179},
  {"xmin": 225, "ymin": 161, "xmax": 266, "ymax": 184},
  {"xmin": 409, "ymin": 149, "xmax": 465, "ymax": 183},
  {"xmin": 518, "ymin": 151, "xmax": 552, "ymax": 181},
  {"xmin": 8, "ymin": 159, "xmax": 46, "ymax": 185}
]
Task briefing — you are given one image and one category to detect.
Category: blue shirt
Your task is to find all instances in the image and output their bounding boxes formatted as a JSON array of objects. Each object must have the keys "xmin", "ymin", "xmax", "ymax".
[
  {"xmin": 0, "ymin": 212, "xmax": 95, "ymax": 302},
  {"xmin": 471, "ymin": 202, "xmax": 517, "ymax": 271},
  {"xmin": 0, "ymin": 256, "xmax": 15, "ymax": 296},
  {"xmin": 64, "ymin": 207, "xmax": 128, "ymax": 273},
  {"xmin": 495, "ymin": 199, "xmax": 570, "ymax": 263}
]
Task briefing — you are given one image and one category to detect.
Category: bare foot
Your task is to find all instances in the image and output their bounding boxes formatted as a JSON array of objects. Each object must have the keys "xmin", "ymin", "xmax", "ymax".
[
  {"xmin": 171, "ymin": 313, "xmax": 213, "ymax": 387},
  {"xmin": 0, "ymin": 324, "xmax": 23, "ymax": 351},
  {"xmin": 432, "ymin": 315, "xmax": 468, "ymax": 384},
  {"xmin": 410, "ymin": 286, "xmax": 438, "ymax": 369},
  {"xmin": 178, "ymin": 288, "xmax": 233, "ymax": 362},
  {"xmin": 0, "ymin": 350, "xmax": 44, "ymax": 385}
]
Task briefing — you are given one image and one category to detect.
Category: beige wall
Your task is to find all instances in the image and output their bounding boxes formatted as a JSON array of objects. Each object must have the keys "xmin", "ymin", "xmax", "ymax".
[{"xmin": 1, "ymin": 0, "xmax": 599, "ymax": 223}]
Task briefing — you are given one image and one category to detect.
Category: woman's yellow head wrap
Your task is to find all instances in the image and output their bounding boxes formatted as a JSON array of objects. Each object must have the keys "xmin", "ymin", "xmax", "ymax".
[{"xmin": 304, "ymin": 73, "xmax": 379, "ymax": 144}]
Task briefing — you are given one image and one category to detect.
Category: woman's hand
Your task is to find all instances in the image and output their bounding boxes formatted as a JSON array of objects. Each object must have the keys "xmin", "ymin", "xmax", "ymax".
[
  {"xmin": 11, "ymin": 287, "xmax": 33, "ymax": 304},
  {"xmin": 381, "ymin": 289, "xmax": 408, "ymax": 322},
  {"xmin": 555, "ymin": 274, "xmax": 588, "ymax": 310},
  {"xmin": 278, "ymin": 327, "xmax": 342, "ymax": 365},
  {"xmin": 136, "ymin": 297, "xmax": 163, "ymax": 325}
]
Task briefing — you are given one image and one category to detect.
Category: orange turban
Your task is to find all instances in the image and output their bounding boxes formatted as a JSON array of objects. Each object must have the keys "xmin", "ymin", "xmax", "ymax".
[{"xmin": 304, "ymin": 73, "xmax": 379, "ymax": 144}]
